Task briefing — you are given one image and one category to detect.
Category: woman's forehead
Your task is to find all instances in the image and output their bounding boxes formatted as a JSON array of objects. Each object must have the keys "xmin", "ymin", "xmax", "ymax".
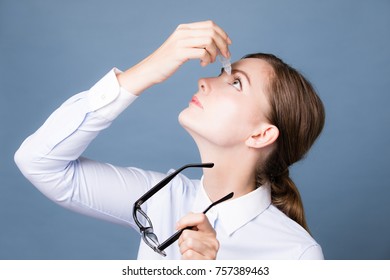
[
  {"xmin": 232, "ymin": 58, "xmax": 274, "ymax": 89},
  {"xmin": 233, "ymin": 58, "xmax": 273, "ymax": 74}
]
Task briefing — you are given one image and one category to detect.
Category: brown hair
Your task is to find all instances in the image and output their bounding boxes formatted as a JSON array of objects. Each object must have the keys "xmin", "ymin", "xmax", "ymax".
[{"xmin": 243, "ymin": 53, "xmax": 325, "ymax": 232}]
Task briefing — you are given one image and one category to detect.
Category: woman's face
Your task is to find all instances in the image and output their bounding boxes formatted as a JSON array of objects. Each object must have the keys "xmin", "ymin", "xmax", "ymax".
[{"xmin": 179, "ymin": 58, "xmax": 274, "ymax": 148}]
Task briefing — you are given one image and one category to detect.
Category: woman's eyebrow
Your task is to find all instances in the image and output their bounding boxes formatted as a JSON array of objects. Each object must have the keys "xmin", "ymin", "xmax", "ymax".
[
  {"xmin": 232, "ymin": 69, "xmax": 251, "ymax": 85},
  {"xmin": 219, "ymin": 67, "xmax": 251, "ymax": 85}
]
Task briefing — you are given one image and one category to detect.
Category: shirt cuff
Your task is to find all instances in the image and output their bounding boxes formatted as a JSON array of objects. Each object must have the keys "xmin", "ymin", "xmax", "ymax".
[{"xmin": 87, "ymin": 68, "xmax": 138, "ymax": 121}]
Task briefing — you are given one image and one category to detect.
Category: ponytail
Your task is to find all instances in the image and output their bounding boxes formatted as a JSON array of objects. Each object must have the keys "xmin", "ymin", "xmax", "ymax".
[
  {"xmin": 257, "ymin": 157, "xmax": 310, "ymax": 232},
  {"xmin": 270, "ymin": 169, "xmax": 309, "ymax": 232}
]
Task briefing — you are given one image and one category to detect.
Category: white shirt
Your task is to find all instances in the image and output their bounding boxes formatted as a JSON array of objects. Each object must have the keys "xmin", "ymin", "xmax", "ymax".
[{"xmin": 15, "ymin": 69, "xmax": 324, "ymax": 260}]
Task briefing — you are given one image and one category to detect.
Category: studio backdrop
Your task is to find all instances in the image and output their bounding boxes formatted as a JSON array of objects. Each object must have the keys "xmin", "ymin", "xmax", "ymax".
[{"xmin": 1, "ymin": 0, "xmax": 389, "ymax": 259}]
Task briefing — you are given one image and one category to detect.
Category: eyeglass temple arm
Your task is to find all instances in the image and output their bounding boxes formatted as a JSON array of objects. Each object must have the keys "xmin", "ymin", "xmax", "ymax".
[
  {"xmin": 157, "ymin": 191, "xmax": 234, "ymax": 251},
  {"xmin": 134, "ymin": 163, "xmax": 214, "ymax": 207}
]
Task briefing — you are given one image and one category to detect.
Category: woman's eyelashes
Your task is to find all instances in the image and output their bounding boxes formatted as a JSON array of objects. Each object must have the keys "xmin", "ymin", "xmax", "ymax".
[
  {"xmin": 217, "ymin": 69, "xmax": 242, "ymax": 91},
  {"xmin": 231, "ymin": 77, "xmax": 242, "ymax": 91}
]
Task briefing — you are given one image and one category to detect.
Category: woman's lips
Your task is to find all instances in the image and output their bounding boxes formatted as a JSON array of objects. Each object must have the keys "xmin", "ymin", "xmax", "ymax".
[{"xmin": 190, "ymin": 95, "xmax": 203, "ymax": 109}]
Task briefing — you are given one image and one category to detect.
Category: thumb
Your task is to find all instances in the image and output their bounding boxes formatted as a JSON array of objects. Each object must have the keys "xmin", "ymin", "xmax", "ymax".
[{"xmin": 176, "ymin": 212, "xmax": 213, "ymax": 232}]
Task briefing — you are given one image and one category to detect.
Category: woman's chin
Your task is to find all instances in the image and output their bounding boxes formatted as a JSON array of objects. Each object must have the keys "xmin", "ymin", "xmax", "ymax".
[
  {"xmin": 178, "ymin": 109, "xmax": 203, "ymax": 141},
  {"xmin": 178, "ymin": 108, "xmax": 193, "ymax": 130}
]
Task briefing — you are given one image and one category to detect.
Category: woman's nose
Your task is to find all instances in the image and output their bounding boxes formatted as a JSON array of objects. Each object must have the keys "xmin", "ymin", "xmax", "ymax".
[{"xmin": 198, "ymin": 78, "xmax": 209, "ymax": 94}]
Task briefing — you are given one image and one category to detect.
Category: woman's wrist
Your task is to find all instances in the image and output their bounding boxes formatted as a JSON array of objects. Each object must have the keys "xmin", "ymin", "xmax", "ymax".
[{"xmin": 116, "ymin": 61, "xmax": 158, "ymax": 96}]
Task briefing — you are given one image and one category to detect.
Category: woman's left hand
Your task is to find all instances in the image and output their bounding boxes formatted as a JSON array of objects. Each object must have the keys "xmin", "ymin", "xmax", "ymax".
[{"xmin": 176, "ymin": 212, "xmax": 219, "ymax": 260}]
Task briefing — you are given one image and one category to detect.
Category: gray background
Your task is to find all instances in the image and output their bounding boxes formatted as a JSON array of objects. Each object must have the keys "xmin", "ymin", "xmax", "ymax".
[{"xmin": 1, "ymin": 0, "xmax": 389, "ymax": 259}]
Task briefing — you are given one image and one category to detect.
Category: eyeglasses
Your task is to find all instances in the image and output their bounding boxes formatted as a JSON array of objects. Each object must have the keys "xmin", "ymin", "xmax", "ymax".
[{"xmin": 132, "ymin": 163, "xmax": 234, "ymax": 257}]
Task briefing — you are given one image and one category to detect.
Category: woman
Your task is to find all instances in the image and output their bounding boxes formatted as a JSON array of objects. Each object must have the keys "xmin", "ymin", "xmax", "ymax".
[{"xmin": 15, "ymin": 21, "xmax": 325, "ymax": 259}]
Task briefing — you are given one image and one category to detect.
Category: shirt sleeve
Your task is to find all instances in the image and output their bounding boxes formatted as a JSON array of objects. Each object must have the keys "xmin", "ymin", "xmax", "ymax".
[
  {"xmin": 299, "ymin": 244, "xmax": 324, "ymax": 260},
  {"xmin": 14, "ymin": 68, "xmax": 165, "ymax": 228}
]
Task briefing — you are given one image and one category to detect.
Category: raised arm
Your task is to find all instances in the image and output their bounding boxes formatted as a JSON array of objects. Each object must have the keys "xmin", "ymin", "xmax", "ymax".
[{"xmin": 14, "ymin": 20, "xmax": 231, "ymax": 229}]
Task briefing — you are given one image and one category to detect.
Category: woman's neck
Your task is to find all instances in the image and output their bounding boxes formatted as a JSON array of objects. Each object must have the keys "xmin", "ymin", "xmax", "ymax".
[{"xmin": 198, "ymin": 144, "xmax": 260, "ymax": 202}]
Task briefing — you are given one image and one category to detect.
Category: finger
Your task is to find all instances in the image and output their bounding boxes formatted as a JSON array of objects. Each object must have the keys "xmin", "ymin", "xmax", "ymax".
[
  {"xmin": 176, "ymin": 30, "xmax": 226, "ymax": 62},
  {"xmin": 188, "ymin": 28, "xmax": 230, "ymax": 58},
  {"xmin": 180, "ymin": 36, "xmax": 219, "ymax": 61},
  {"xmin": 177, "ymin": 20, "xmax": 231, "ymax": 57},
  {"xmin": 178, "ymin": 232, "xmax": 218, "ymax": 260},
  {"xmin": 178, "ymin": 230, "xmax": 218, "ymax": 254},
  {"xmin": 178, "ymin": 48, "xmax": 212, "ymax": 66},
  {"xmin": 177, "ymin": 20, "xmax": 220, "ymax": 31},
  {"xmin": 177, "ymin": 37, "xmax": 217, "ymax": 63},
  {"xmin": 176, "ymin": 213, "xmax": 213, "ymax": 232},
  {"xmin": 181, "ymin": 249, "xmax": 209, "ymax": 260},
  {"xmin": 178, "ymin": 20, "xmax": 230, "ymax": 44},
  {"xmin": 178, "ymin": 227, "xmax": 198, "ymax": 248}
]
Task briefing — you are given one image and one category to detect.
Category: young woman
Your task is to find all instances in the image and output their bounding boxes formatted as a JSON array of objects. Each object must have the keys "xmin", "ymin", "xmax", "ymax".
[{"xmin": 15, "ymin": 21, "xmax": 325, "ymax": 260}]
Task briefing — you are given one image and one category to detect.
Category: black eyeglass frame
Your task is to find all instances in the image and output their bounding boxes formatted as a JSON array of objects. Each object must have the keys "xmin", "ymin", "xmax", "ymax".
[{"xmin": 132, "ymin": 162, "xmax": 234, "ymax": 257}]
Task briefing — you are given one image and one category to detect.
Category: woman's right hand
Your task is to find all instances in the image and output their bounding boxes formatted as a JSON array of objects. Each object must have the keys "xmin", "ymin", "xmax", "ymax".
[{"xmin": 117, "ymin": 20, "xmax": 231, "ymax": 95}]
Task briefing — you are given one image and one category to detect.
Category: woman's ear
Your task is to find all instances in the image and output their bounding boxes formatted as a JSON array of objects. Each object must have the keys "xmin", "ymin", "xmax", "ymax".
[{"xmin": 245, "ymin": 124, "xmax": 279, "ymax": 149}]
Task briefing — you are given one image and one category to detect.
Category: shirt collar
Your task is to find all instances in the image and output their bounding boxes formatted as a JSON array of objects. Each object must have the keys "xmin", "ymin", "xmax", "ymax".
[{"xmin": 191, "ymin": 176, "xmax": 271, "ymax": 236}]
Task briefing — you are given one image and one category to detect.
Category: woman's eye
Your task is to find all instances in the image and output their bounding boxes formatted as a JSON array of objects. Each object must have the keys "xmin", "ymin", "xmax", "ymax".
[{"xmin": 232, "ymin": 78, "xmax": 242, "ymax": 90}]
